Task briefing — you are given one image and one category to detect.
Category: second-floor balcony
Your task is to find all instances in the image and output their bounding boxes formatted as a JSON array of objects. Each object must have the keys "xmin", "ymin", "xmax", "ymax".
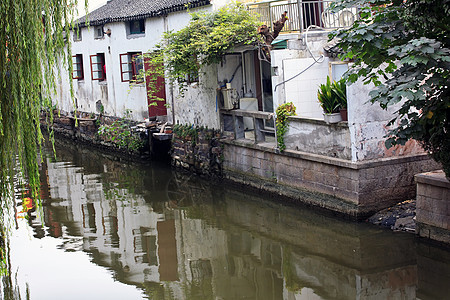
[{"xmin": 247, "ymin": 0, "xmax": 358, "ymax": 33}]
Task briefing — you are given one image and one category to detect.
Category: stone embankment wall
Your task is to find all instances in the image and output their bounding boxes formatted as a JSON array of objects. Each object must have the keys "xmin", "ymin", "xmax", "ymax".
[
  {"xmin": 416, "ymin": 171, "xmax": 450, "ymax": 244},
  {"xmin": 40, "ymin": 110, "xmax": 150, "ymax": 158},
  {"xmin": 171, "ymin": 125, "xmax": 223, "ymax": 176},
  {"xmin": 222, "ymin": 140, "xmax": 440, "ymax": 219}
]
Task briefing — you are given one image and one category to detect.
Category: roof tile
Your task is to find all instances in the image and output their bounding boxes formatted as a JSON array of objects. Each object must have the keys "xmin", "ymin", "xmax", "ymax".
[{"xmin": 76, "ymin": 0, "xmax": 211, "ymax": 27}]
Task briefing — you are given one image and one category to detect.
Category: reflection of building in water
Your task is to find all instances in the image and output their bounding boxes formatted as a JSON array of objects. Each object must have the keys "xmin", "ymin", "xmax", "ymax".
[
  {"xmin": 44, "ymin": 157, "xmax": 170, "ymax": 284},
  {"xmin": 41, "ymin": 155, "xmax": 423, "ymax": 299}
]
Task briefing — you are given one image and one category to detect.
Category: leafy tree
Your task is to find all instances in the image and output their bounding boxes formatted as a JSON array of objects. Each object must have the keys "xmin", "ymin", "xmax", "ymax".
[
  {"xmin": 0, "ymin": 0, "xmax": 81, "ymax": 212},
  {"xmin": 331, "ymin": 0, "xmax": 450, "ymax": 178}
]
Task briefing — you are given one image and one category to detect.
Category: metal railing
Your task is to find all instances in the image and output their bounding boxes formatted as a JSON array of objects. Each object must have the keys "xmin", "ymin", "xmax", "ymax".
[{"xmin": 248, "ymin": 0, "xmax": 358, "ymax": 33}]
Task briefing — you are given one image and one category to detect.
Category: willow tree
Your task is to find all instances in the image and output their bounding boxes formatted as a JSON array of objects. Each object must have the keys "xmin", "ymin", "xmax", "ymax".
[{"xmin": 0, "ymin": 1, "xmax": 83, "ymax": 215}]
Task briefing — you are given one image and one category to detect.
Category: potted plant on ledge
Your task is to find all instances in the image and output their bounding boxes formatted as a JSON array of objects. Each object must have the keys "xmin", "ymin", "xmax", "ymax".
[
  {"xmin": 332, "ymin": 78, "xmax": 347, "ymax": 121},
  {"xmin": 318, "ymin": 76, "xmax": 341, "ymax": 124}
]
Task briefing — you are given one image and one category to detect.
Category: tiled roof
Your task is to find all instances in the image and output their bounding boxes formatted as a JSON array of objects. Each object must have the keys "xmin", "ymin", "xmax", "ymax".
[{"xmin": 76, "ymin": 0, "xmax": 211, "ymax": 27}]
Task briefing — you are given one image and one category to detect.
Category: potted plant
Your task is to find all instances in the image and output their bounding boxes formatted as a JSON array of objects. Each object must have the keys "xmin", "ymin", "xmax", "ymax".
[
  {"xmin": 318, "ymin": 76, "xmax": 341, "ymax": 123},
  {"xmin": 331, "ymin": 78, "xmax": 347, "ymax": 121}
]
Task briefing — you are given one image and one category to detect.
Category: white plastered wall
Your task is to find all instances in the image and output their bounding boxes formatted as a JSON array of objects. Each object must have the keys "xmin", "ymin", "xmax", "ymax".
[
  {"xmin": 55, "ymin": 4, "xmax": 218, "ymax": 122},
  {"xmin": 271, "ymin": 31, "xmax": 426, "ymax": 161}
]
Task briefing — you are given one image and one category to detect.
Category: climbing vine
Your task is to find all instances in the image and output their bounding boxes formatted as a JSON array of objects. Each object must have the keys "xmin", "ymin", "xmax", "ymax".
[
  {"xmin": 143, "ymin": 3, "xmax": 262, "ymax": 101},
  {"xmin": 276, "ymin": 102, "xmax": 296, "ymax": 151}
]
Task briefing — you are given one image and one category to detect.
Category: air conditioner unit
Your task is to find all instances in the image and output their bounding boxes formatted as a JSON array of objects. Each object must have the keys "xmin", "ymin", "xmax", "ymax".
[{"xmin": 221, "ymin": 83, "xmax": 236, "ymax": 110}]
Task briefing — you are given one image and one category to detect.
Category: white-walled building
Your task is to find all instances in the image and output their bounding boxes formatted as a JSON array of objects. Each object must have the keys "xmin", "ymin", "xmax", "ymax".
[
  {"xmin": 56, "ymin": 0, "xmax": 425, "ymax": 162},
  {"xmin": 56, "ymin": 0, "xmax": 220, "ymax": 121}
]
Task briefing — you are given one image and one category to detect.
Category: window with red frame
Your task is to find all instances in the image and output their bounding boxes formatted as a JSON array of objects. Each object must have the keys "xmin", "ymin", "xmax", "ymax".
[
  {"xmin": 120, "ymin": 52, "xmax": 144, "ymax": 83},
  {"xmin": 72, "ymin": 54, "xmax": 84, "ymax": 80},
  {"xmin": 90, "ymin": 53, "xmax": 106, "ymax": 81}
]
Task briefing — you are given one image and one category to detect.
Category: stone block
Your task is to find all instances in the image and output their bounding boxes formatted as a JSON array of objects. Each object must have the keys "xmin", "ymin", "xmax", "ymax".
[
  {"xmin": 323, "ymin": 174, "xmax": 339, "ymax": 187},
  {"xmin": 431, "ymin": 199, "xmax": 447, "ymax": 215},
  {"xmin": 303, "ymin": 169, "xmax": 316, "ymax": 182},
  {"xmin": 314, "ymin": 182, "xmax": 337, "ymax": 196},
  {"xmin": 429, "ymin": 227, "xmax": 450, "ymax": 244},
  {"xmin": 418, "ymin": 209, "xmax": 442, "ymax": 227},
  {"xmin": 276, "ymin": 163, "xmax": 298, "ymax": 178},
  {"xmin": 359, "ymin": 179, "xmax": 378, "ymax": 193},
  {"xmin": 337, "ymin": 177, "xmax": 351, "ymax": 192},
  {"xmin": 417, "ymin": 183, "xmax": 427, "ymax": 197},
  {"xmin": 417, "ymin": 224, "xmax": 430, "ymax": 238},
  {"xmin": 263, "ymin": 151, "xmax": 275, "ymax": 161},
  {"xmin": 278, "ymin": 174, "xmax": 302, "ymax": 187},
  {"xmin": 443, "ymin": 189, "xmax": 450, "ymax": 201},
  {"xmin": 251, "ymin": 149, "xmax": 266, "ymax": 160},
  {"xmin": 349, "ymin": 180, "xmax": 359, "ymax": 193},
  {"xmin": 360, "ymin": 168, "xmax": 375, "ymax": 180},
  {"xmin": 425, "ymin": 185, "xmax": 444, "ymax": 200},
  {"xmin": 334, "ymin": 189, "xmax": 358, "ymax": 204},
  {"xmin": 338, "ymin": 168, "xmax": 359, "ymax": 181},
  {"xmin": 416, "ymin": 196, "xmax": 432, "ymax": 211}
]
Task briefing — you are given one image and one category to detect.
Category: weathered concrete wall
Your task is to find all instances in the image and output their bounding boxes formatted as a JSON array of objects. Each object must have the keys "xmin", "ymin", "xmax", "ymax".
[
  {"xmin": 415, "ymin": 170, "xmax": 450, "ymax": 244},
  {"xmin": 347, "ymin": 79, "xmax": 426, "ymax": 161},
  {"xmin": 284, "ymin": 116, "xmax": 351, "ymax": 160},
  {"xmin": 222, "ymin": 140, "xmax": 440, "ymax": 218},
  {"xmin": 169, "ymin": 64, "xmax": 221, "ymax": 129}
]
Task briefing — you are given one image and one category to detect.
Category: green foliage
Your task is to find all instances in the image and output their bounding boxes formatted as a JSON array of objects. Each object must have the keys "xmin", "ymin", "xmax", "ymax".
[
  {"xmin": 145, "ymin": 3, "xmax": 261, "ymax": 95},
  {"xmin": 318, "ymin": 76, "xmax": 347, "ymax": 114},
  {"xmin": 276, "ymin": 102, "xmax": 296, "ymax": 151},
  {"xmin": 98, "ymin": 112, "xmax": 144, "ymax": 152},
  {"xmin": 318, "ymin": 76, "xmax": 341, "ymax": 114},
  {"xmin": 332, "ymin": 78, "xmax": 347, "ymax": 109},
  {"xmin": 330, "ymin": 0, "xmax": 450, "ymax": 178},
  {"xmin": 173, "ymin": 124, "xmax": 199, "ymax": 146},
  {"xmin": 0, "ymin": 0, "xmax": 80, "ymax": 215}
]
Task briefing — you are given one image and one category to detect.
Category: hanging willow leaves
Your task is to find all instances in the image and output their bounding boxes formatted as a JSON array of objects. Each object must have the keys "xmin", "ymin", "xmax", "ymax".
[{"xmin": 0, "ymin": 0, "xmax": 84, "ymax": 217}]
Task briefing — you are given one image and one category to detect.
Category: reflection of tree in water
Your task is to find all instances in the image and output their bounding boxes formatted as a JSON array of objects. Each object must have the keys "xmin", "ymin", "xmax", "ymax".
[
  {"xmin": 166, "ymin": 172, "xmax": 196, "ymax": 206},
  {"xmin": 165, "ymin": 172, "xmax": 219, "ymax": 217},
  {"xmin": 0, "ymin": 229, "xmax": 28, "ymax": 300}
]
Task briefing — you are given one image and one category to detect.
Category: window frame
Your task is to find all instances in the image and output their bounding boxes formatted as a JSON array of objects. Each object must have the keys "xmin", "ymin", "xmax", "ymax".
[
  {"xmin": 120, "ymin": 52, "xmax": 144, "ymax": 83},
  {"xmin": 90, "ymin": 53, "xmax": 106, "ymax": 81},
  {"xmin": 94, "ymin": 25, "xmax": 104, "ymax": 39},
  {"xmin": 128, "ymin": 19, "xmax": 145, "ymax": 35},
  {"xmin": 72, "ymin": 54, "xmax": 84, "ymax": 80},
  {"xmin": 187, "ymin": 70, "xmax": 199, "ymax": 84}
]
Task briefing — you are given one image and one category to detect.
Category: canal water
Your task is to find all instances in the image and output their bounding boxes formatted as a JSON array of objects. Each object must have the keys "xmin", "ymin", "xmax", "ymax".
[{"xmin": 2, "ymin": 139, "xmax": 450, "ymax": 300}]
